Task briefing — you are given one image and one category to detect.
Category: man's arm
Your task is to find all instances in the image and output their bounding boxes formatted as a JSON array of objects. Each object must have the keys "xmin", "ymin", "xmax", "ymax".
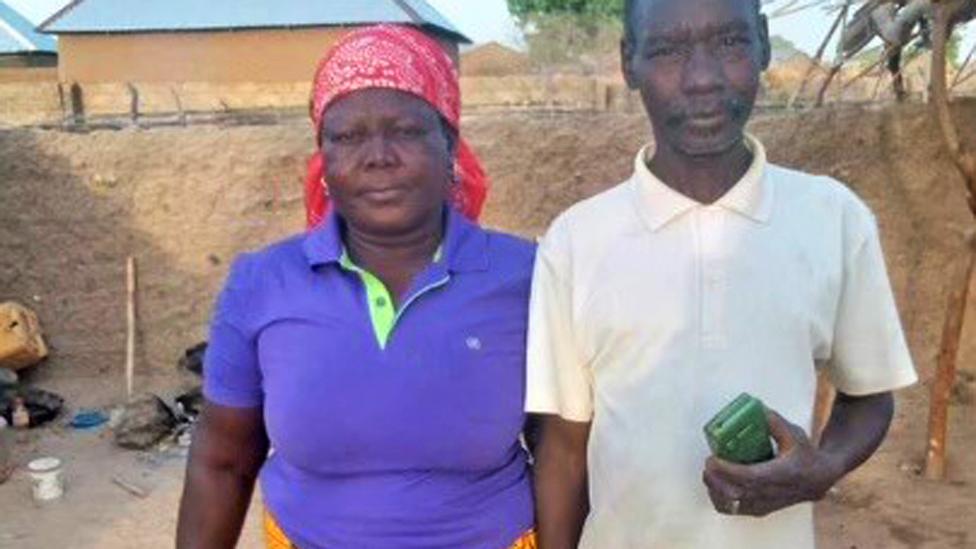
[
  {"xmin": 534, "ymin": 415, "xmax": 591, "ymax": 549},
  {"xmin": 702, "ymin": 391, "xmax": 893, "ymax": 517},
  {"xmin": 176, "ymin": 402, "xmax": 269, "ymax": 548}
]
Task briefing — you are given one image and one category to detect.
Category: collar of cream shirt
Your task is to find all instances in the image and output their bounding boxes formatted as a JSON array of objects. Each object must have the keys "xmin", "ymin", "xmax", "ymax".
[{"xmin": 632, "ymin": 133, "xmax": 774, "ymax": 232}]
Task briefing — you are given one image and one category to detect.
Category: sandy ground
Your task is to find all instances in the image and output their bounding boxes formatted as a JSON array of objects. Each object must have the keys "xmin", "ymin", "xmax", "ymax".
[{"xmin": 2, "ymin": 104, "xmax": 976, "ymax": 548}]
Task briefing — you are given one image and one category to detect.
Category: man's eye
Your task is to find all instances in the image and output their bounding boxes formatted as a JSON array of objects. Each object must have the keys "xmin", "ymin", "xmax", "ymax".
[
  {"xmin": 720, "ymin": 35, "xmax": 749, "ymax": 48},
  {"xmin": 648, "ymin": 46, "xmax": 681, "ymax": 58},
  {"xmin": 395, "ymin": 126, "xmax": 428, "ymax": 138}
]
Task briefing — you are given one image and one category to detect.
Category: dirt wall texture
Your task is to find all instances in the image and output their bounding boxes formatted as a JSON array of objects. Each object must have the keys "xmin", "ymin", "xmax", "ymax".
[
  {"xmin": 1, "ymin": 103, "xmax": 974, "ymax": 388},
  {"xmin": 2, "ymin": 103, "xmax": 976, "ymax": 548}
]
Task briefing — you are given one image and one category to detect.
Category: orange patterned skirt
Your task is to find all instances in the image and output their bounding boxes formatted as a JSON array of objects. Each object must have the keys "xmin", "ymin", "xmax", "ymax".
[{"xmin": 265, "ymin": 511, "xmax": 536, "ymax": 549}]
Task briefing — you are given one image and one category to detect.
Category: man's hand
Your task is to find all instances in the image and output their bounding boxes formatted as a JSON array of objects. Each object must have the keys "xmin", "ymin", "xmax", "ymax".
[{"xmin": 701, "ymin": 409, "xmax": 843, "ymax": 517}]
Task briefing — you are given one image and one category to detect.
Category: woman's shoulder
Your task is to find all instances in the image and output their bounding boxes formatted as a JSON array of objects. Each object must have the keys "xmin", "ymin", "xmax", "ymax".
[
  {"xmin": 224, "ymin": 232, "xmax": 311, "ymax": 287},
  {"xmin": 481, "ymin": 229, "xmax": 537, "ymax": 274}
]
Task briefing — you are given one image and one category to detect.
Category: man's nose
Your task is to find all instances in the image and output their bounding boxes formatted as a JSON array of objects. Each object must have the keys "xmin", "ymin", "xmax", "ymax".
[{"xmin": 681, "ymin": 45, "xmax": 724, "ymax": 95}]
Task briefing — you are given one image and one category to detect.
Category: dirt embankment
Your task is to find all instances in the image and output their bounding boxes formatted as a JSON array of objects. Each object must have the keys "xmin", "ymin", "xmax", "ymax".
[
  {"xmin": 1, "ymin": 103, "xmax": 975, "ymax": 395},
  {"xmin": 1, "ymin": 103, "xmax": 975, "ymax": 548}
]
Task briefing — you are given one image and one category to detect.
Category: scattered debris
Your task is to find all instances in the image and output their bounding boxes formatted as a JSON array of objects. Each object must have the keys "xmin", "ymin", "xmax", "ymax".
[
  {"xmin": 177, "ymin": 429, "xmax": 193, "ymax": 448},
  {"xmin": 899, "ymin": 461, "xmax": 923, "ymax": 476},
  {"xmin": 0, "ymin": 302, "xmax": 48, "ymax": 371},
  {"xmin": 0, "ymin": 417, "xmax": 12, "ymax": 484},
  {"xmin": 113, "ymin": 394, "xmax": 178, "ymax": 450},
  {"xmin": 11, "ymin": 397, "xmax": 29, "ymax": 429},
  {"xmin": 175, "ymin": 387, "xmax": 204, "ymax": 419},
  {"xmin": 178, "ymin": 342, "xmax": 207, "ymax": 377},
  {"xmin": 111, "ymin": 475, "xmax": 149, "ymax": 499},
  {"xmin": 0, "ymin": 368, "xmax": 16, "ymax": 387},
  {"xmin": 107, "ymin": 406, "xmax": 125, "ymax": 429},
  {"xmin": 0, "ymin": 387, "xmax": 65, "ymax": 429}
]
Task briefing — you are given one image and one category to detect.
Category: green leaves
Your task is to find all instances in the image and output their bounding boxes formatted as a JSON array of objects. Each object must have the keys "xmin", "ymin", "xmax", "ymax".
[{"xmin": 507, "ymin": 0, "xmax": 625, "ymax": 22}]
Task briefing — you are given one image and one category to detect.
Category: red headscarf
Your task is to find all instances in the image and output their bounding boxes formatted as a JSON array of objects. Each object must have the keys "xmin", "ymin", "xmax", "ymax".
[{"xmin": 305, "ymin": 24, "xmax": 488, "ymax": 229}]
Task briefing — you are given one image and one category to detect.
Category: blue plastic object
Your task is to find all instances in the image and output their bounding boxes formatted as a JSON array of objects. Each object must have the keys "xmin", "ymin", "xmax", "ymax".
[{"xmin": 70, "ymin": 410, "xmax": 108, "ymax": 430}]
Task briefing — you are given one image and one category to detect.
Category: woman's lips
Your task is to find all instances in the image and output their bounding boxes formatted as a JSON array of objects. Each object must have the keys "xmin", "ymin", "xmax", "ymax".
[{"xmin": 360, "ymin": 186, "xmax": 408, "ymax": 203}]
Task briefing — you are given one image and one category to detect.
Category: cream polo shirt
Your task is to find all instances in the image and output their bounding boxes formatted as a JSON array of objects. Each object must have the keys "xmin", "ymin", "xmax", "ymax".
[{"xmin": 525, "ymin": 135, "xmax": 917, "ymax": 549}]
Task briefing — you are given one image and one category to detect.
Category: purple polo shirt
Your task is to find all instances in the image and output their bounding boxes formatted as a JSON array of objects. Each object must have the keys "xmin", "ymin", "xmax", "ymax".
[{"xmin": 203, "ymin": 208, "xmax": 536, "ymax": 549}]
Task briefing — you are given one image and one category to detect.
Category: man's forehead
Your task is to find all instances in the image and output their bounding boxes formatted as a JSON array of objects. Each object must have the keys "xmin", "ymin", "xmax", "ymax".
[{"xmin": 635, "ymin": 0, "xmax": 757, "ymax": 36}]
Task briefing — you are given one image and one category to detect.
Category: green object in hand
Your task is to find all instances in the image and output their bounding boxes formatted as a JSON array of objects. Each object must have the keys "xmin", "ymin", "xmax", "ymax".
[{"xmin": 704, "ymin": 393, "xmax": 775, "ymax": 464}]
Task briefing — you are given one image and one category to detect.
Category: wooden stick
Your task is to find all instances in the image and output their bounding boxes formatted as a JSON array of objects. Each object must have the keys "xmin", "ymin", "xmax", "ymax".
[
  {"xmin": 125, "ymin": 257, "xmax": 137, "ymax": 402},
  {"xmin": 950, "ymin": 42, "xmax": 976, "ymax": 89},
  {"xmin": 789, "ymin": 1, "xmax": 849, "ymax": 108},
  {"xmin": 815, "ymin": 65, "xmax": 843, "ymax": 107},
  {"xmin": 925, "ymin": 234, "xmax": 976, "ymax": 480},
  {"xmin": 112, "ymin": 475, "xmax": 148, "ymax": 498},
  {"xmin": 953, "ymin": 68, "xmax": 976, "ymax": 89},
  {"xmin": 928, "ymin": 4, "xmax": 976, "ymax": 214},
  {"xmin": 839, "ymin": 34, "xmax": 922, "ymax": 93}
]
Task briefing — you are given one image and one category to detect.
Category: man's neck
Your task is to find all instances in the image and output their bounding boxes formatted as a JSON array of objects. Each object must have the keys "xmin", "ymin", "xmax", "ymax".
[{"xmin": 647, "ymin": 138, "xmax": 754, "ymax": 205}]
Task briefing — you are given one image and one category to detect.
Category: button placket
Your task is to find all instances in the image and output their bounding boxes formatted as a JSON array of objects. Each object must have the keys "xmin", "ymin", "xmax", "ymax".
[{"xmin": 700, "ymin": 208, "xmax": 728, "ymax": 349}]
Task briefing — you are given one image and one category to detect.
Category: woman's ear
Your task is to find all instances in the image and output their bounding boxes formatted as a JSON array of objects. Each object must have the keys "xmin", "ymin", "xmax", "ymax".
[{"xmin": 441, "ymin": 118, "xmax": 458, "ymax": 159}]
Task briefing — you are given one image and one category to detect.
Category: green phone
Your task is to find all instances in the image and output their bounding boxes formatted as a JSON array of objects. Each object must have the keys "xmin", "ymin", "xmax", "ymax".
[{"xmin": 704, "ymin": 393, "xmax": 775, "ymax": 464}]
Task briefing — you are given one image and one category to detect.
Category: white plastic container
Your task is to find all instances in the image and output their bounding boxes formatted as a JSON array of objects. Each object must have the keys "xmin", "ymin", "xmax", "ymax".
[{"xmin": 27, "ymin": 457, "xmax": 63, "ymax": 501}]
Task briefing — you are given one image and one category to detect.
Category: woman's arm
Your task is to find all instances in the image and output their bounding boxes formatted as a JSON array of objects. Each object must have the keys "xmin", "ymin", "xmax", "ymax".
[{"xmin": 176, "ymin": 402, "xmax": 269, "ymax": 549}]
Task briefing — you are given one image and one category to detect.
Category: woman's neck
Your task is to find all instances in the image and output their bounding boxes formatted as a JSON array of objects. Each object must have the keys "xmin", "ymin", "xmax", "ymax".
[{"xmin": 343, "ymin": 211, "xmax": 445, "ymax": 304}]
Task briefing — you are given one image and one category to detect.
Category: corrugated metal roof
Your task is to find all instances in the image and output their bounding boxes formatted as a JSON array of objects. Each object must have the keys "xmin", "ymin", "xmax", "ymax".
[
  {"xmin": 0, "ymin": 1, "xmax": 57, "ymax": 55},
  {"xmin": 39, "ymin": 0, "xmax": 470, "ymax": 43}
]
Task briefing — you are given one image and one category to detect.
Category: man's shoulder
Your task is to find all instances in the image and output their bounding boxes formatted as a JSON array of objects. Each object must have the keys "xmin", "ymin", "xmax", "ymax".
[
  {"xmin": 767, "ymin": 163, "xmax": 875, "ymax": 224},
  {"xmin": 546, "ymin": 178, "xmax": 637, "ymax": 241}
]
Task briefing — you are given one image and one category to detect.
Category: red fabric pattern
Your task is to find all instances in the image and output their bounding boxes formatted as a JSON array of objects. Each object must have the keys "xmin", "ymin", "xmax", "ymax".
[{"xmin": 304, "ymin": 25, "xmax": 488, "ymax": 228}]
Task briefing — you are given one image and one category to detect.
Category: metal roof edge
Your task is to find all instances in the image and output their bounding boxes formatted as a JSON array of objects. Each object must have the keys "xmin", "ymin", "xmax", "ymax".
[
  {"xmin": 37, "ymin": 0, "xmax": 471, "ymax": 43},
  {"xmin": 42, "ymin": 21, "xmax": 466, "ymax": 40},
  {"xmin": 37, "ymin": 0, "xmax": 88, "ymax": 34}
]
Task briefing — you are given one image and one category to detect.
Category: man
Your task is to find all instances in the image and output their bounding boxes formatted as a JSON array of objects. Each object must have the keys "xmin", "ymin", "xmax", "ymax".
[{"xmin": 525, "ymin": 0, "xmax": 918, "ymax": 548}]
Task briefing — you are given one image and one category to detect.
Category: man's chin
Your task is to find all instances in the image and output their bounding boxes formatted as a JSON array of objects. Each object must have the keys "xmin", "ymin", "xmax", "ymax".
[{"xmin": 675, "ymin": 130, "xmax": 744, "ymax": 158}]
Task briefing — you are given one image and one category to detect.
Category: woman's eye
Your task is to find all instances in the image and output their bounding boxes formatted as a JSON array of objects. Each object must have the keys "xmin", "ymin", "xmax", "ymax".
[{"xmin": 328, "ymin": 131, "xmax": 360, "ymax": 144}]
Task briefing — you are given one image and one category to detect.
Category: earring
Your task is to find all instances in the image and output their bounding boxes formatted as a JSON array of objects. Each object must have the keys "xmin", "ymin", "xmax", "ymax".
[{"xmin": 320, "ymin": 176, "xmax": 330, "ymax": 197}]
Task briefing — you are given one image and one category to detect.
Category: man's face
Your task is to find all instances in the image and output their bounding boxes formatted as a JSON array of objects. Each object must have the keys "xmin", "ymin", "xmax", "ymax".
[{"xmin": 623, "ymin": 0, "xmax": 770, "ymax": 158}]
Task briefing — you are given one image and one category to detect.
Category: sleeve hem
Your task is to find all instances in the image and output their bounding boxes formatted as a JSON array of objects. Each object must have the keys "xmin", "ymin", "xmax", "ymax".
[
  {"xmin": 204, "ymin": 386, "xmax": 264, "ymax": 409},
  {"xmin": 525, "ymin": 398, "xmax": 593, "ymax": 423},
  {"xmin": 831, "ymin": 369, "xmax": 919, "ymax": 397}
]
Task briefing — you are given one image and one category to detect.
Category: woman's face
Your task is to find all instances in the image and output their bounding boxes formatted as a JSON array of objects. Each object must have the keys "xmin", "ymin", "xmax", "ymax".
[{"xmin": 321, "ymin": 89, "xmax": 455, "ymax": 237}]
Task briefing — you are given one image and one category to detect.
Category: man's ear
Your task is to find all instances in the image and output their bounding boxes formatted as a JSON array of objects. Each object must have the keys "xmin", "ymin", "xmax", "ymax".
[
  {"xmin": 621, "ymin": 38, "xmax": 638, "ymax": 90},
  {"xmin": 757, "ymin": 14, "xmax": 772, "ymax": 71}
]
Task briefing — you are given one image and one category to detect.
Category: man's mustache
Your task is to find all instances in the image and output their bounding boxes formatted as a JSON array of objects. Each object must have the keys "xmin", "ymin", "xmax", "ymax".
[{"xmin": 664, "ymin": 97, "xmax": 750, "ymax": 128}]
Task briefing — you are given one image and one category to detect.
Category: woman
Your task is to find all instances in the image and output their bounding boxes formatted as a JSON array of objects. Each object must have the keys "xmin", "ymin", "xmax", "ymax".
[{"xmin": 176, "ymin": 25, "xmax": 537, "ymax": 549}]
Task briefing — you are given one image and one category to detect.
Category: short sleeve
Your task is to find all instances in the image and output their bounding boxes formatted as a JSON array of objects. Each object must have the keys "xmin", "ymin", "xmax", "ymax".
[
  {"xmin": 525, "ymin": 223, "xmax": 594, "ymax": 422},
  {"xmin": 826, "ymin": 219, "xmax": 918, "ymax": 396},
  {"xmin": 203, "ymin": 254, "xmax": 264, "ymax": 408}
]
